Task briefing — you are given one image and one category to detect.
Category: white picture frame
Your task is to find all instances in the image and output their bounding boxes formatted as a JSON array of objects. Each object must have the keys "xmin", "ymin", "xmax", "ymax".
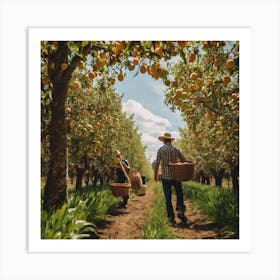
[{"xmin": 1, "ymin": 0, "xmax": 279, "ymax": 279}]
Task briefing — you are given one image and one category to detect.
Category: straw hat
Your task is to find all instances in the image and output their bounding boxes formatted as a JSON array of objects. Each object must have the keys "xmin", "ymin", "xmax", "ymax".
[{"xmin": 159, "ymin": 132, "xmax": 175, "ymax": 142}]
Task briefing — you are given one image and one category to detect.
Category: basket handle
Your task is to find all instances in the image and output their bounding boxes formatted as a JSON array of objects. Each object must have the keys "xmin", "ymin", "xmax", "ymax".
[{"xmin": 119, "ymin": 159, "xmax": 131, "ymax": 185}]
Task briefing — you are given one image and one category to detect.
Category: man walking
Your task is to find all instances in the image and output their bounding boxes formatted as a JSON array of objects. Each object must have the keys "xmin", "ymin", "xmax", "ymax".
[
  {"xmin": 114, "ymin": 150, "xmax": 130, "ymax": 208},
  {"xmin": 154, "ymin": 132, "xmax": 188, "ymax": 226}
]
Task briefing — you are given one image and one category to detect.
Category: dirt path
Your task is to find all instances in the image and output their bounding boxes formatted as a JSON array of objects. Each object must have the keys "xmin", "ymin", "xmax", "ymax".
[
  {"xmin": 171, "ymin": 199, "xmax": 221, "ymax": 239},
  {"xmin": 98, "ymin": 184, "xmax": 222, "ymax": 239},
  {"xmin": 98, "ymin": 186, "xmax": 154, "ymax": 239}
]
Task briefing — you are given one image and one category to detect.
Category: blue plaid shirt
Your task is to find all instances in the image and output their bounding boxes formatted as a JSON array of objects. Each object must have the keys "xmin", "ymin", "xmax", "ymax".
[{"xmin": 154, "ymin": 142, "xmax": 186, "ymax": 180}]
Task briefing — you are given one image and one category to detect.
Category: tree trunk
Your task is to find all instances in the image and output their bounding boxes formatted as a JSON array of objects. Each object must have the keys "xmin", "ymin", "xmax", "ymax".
[
  {"xmin": 44, "ymin": 81, "xmax": 68, "ymax": 211},
  {"xmin": 92, "ymin": 175, "xmax": 99, "ymax": 187},
  {"xmin": 212, "ymin": 168, "xmax": 225, "ymax": 187},
  {"xmin": 43, "ymin": 42, "xmax": 81, "ymax": 211},
  {"xmin": 75, "ymin": 165, "xmax": 84, "ymax": 191},
  {"xmin": 231, "ymin": 165, "xmax": 239, "ymax": 192},
  {"xmin": 199, "ymin": 170, "xmax": 210, "ymax": 185}
]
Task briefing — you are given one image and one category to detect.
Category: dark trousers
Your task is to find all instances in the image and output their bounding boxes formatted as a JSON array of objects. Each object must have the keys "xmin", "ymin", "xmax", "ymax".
[
  {"xmin": 117, "ymin": 178, "xmax": 129, "ymax": 206},
  {"xmin": 162, "ymin": 179, "xmax": 186, "ymax": 218}
]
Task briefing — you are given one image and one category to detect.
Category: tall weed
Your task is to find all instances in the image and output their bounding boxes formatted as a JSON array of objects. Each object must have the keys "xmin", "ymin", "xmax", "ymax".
[{"xmin": 41, "ymin": 185, "xmax": 121, "ymax": 239}]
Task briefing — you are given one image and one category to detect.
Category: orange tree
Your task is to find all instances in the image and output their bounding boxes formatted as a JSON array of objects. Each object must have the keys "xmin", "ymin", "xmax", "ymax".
[
  {"xmin": 66, "ymin": 76, "xmax": 122, "ymax": 183},
  {"xmin": 66, "ymin": 75, "xmax": 152, "ymax": 185},
  {"xmin": 42, "ymin": 66, "xmax": 151, "ymax": 186},
  {"xmin": 164, "ymin": 41, "xmax": 239, "ymax": 190},
  {"xmin": 116, "ymin": 112, "xmax": 152, "ymax": 178},
  {"xmin": 41, "ymin": 40, "xmax": 206, "ymax": 210}
]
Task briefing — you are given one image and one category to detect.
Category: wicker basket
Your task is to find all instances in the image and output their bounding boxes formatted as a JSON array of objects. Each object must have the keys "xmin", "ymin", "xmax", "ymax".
[
  {"xmin": 169, "ymin": 161, "xmax": 195, "ymax": 181},
  {"xmin": 130, "ymin": 172, "xmax": 143, "ymax": 191},
  {"xmin": 137, "ymin": 185, "xmax": 146, "ymax": 196},
  {"xmin": 110, "ymin": 183, "xmax": 131, "ymax": 197}
]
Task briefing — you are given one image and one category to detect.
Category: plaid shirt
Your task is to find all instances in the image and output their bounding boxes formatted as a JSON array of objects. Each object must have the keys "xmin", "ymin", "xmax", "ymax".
[{"xmin": 154, "ymin": 142, "xmax": 186, "ymax": 180}]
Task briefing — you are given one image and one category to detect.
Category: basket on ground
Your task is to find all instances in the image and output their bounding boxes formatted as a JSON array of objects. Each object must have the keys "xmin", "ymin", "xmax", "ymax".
[
  {"xmin": 137, "ymin": 185, "xmax": 146, "ymax": 196},
  {"xmin": 109, "ymin": 183, "xmax": 131, "ymax": 197},
  {"xmin": 169, "ymin": 161, "xmax": 195, "ymax": 181}
]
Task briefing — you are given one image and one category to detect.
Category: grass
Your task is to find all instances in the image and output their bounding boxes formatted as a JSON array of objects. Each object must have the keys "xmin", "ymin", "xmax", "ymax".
[
  {"xmin": 41, "ymin": 180, "xmax": 239, "ymax": 240},
  {"xmin": 182, "ymin": 181, "xmax": 239, "ymax": 238},
  {"xmin": 41, "ymin": 184, "xmax": 122, "ymax": 239},
  {"xmin": 141, "ymin": 183, "xmax": 175, "ymax": 239}
]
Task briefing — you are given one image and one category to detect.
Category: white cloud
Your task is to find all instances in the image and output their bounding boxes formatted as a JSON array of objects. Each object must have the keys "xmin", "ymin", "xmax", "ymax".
[{"xmin": 122, "ymin": 99, "xmax": 180, "ymax": 162}]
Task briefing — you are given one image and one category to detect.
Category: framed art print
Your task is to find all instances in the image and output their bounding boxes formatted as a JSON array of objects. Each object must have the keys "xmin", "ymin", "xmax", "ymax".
[{"xmin": 28, "ymin": 27, "xmax": 252, "ymax": 253}]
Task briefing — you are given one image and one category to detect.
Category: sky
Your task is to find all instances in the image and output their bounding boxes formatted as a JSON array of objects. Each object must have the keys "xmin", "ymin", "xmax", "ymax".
[{"xmin": 113, "ymin": 69, "xmax": 186, "ymax": 162}]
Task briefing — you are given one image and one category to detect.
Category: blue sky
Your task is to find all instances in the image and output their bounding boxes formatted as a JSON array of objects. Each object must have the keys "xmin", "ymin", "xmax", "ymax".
[{"xmin": 113, "ymin": 69, "xmax": 186, "ymax": 162}]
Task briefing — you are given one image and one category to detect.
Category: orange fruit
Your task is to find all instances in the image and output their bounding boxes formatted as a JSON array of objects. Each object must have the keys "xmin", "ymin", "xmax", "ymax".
[
  {"xmin": 150, "ymin": 63, "xmax": 159, "ymax": 74},
  {"xmin": 60, "ymin": 63, "xmax": 68, "ymax": 71},
  {"xmin": 128, "ymin": 64, "xmax": 135, "ymax": 71},
  {"xmin": 214, "ymin": 60, "xmax": 220, "ymax": 67},
  {"xmin": 175, "ymin": 89, "xmax": 182, "ymax": 95},
  {"xmin": 177, "ymin": 41, "xmax": 187, "ymax": 48},
  {"xmin": 188, "ymin": 53, "xmax": 196, "ymax": 62},
  {"xmin": 164, "ymin": 80, "xmax": 171, "ymax": 86},
  {"xmin": 173, "ymin": 96, "xmax": 181, "ymax": 106},
  {"xmin": 231, "ymin": 93, "xmax": 238, "ymax": 100},
  {"xmin": 180, "ymin": 92, "xmax": 187, "ymax": 99},
  {"xmin": 132, "ymin": 58, "xmax": 139, "ymax": 65},
  {"xmin": 190, "ymin": 72, "xmax": 198, "ymax": 80},
  {"xmin": 222, "ymin": 76, "xmax": 231, "ymax": 85},
  {"xmin": 150, "ymin": 72, "xmax": 159, "ymax": 79},
  {"xmin": 183, "ymin": 84, "xmax": 189, "ymax": 90},
  {"xmin": 133, "ymin": 49, "xmax": 141, "ymax": 57},
  {"xmin": 167, "ymin": 42, "xmax": 175, "ymax": 50},
  {"xmin": 96, "ymin": 59, "xmax": 105, "ymax": 68},
  {"xmin": 116, "ymin": 41, "xmax": 124, "ymax": 51},
  {"xmin": 155, "ymin": 42, "xmax": 161, "ymax": 48},
  {"xmin": 226, "ymin": 59, "xmax": 234, "ymax": 68},
  {"xmin": 99, "ymin": 52, "xmax": 106, "ymax": 59},
  {"xmin": 77, "ymin": 60, "xmax": 84, "ymax": 68},
  {"xmin": 112, "ymin": 47, "xmax": 119, "ymax": 55},
  {"xmin": 140, "ymin": 64, "xmax": 148, "ymax": 74},
  {"xmin": 117, "ymin": 73, "xmax": 124, "ymax": 81},
  {"xmin": 203, "ymin": 42, "xmax": 209, "ymax": 50},
  {"xmin": 208, "ymin": 80, "xmax": 214, "ymax": 88},
  {"xmin": 41, "ymin": 76, "xmax": 49, "ymax": 84},
  {"xmin": 155, "ymin": 47, "xmax": 163, "ymax": 57},
  {"xmin": 88, "ymin": 71, "xmax": 96, "ymax": 80},
  {"xmin": 73, "ymin": 81, "xmax": 81, "ymax": 88},
  {"xmin": 110, "ymin": 77, "xmax": 116, "ymax": 84},
  {"xmin": 79, "ymin": 111, "xmax": 86, "ymax": 117},
  {"xmin": 190, "ymin": 84, "xmax": 198, "ymax": 92},
  {"xmin": 195, "ymin": 78, "xmax": 202, "ymax": 86}
]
